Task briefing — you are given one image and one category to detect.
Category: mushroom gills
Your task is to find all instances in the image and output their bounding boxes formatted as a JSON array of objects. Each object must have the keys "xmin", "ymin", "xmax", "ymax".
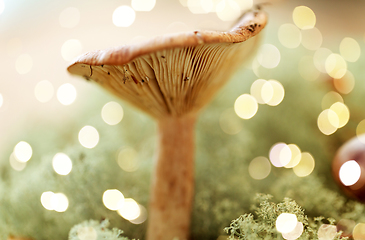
[{"xmin": 87, "ymin": 36, "xmax": 259, "ymax": 118}]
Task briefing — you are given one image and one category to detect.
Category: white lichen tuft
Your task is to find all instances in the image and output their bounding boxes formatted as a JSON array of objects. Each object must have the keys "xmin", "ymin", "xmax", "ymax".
[{"xmin": 68, "ymin": 219, "xmax": 130, "ymax": 240}]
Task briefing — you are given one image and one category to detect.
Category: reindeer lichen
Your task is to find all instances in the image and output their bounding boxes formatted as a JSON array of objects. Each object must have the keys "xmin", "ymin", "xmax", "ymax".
[
  {"xmin": 68, "ymin": 219, "xmax": 131, "ymax": 240},
  {"xmin": 225, "ymin": 194, "xmax": 347, "ymax": 240}
]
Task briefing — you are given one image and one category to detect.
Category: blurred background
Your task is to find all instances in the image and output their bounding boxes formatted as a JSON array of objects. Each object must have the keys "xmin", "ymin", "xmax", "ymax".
[
  {"xmin": 1, "ymin": 0, "xmax": 365, "ymax": 239},
  {"xmin": 1, "ymin": 0, "xmax": 365, "ymax": 155}
]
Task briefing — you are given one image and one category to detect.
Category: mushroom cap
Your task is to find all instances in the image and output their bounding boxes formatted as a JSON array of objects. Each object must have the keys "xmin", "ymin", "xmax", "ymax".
[{"xmin": 68, "ymin": 10, "xmax": 267, "ymax": 119}]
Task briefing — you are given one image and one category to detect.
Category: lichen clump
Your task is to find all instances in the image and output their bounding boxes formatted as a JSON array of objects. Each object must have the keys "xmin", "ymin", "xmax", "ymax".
[
  {"xmin": 225, "ymin": 194, "xmax": 347, "ymax": 240},
  {"xmin": 69, "ymin": 219, "xmax": 130, "ymax": 240}
]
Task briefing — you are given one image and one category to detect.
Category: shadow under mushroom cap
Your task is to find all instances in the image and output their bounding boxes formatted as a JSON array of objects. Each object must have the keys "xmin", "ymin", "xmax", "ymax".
[{"xmin": 67, "ymin": 10, "xmax": 267, "ymax": 119}]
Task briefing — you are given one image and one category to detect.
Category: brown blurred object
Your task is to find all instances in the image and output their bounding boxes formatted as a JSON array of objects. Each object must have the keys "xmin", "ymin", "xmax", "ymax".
[{"xmin": 332, "ymin": 134, "xmax": 365, "ymax": 201}]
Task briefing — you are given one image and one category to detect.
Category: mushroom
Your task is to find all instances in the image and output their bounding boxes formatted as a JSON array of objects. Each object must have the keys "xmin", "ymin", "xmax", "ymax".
[{"xmin": 67, "ymin": 9, "xmax": 267, "ymax": 240}]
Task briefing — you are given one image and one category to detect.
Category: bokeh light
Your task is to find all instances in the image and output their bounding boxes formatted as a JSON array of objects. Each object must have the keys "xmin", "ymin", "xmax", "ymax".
[
  {"xmin": 261, "ymin": 80, "xmax": 274, "ymax": 104},
  {"xmin": 321, "ymin": 91, "xmax": 343, "ymax": 110},
  {"xmin": 101, "ymin": 101, "xmax": 124, "ymax": 125},
  {"xmin": 314, "ymin": 48, "xmax": 332, "ymax": 73},
  {"xmin": 113, "ymin": 6, "xmax": 136, "ymax": 27},
  {"xmin": 329, "ymin": 102, "xmax": 349, "ymax": 128},
  {"xmin": 293, "ymin": 152, "xmax": 315, "ymax": 177},
  {"xmin": 260, "ymin": 81, "xmax": 274, "ymax": 104},
  {"xmin": 276, "ymin": 213, "xmax": 298, "ymax": 234},
  {"xmin": 129, "ymin": 204, "xmax": 148, "ymax": 224},
  {"xmin": 325, "ymin": 53, "xmax": 347, "ymax": 79},
  {"xmin": 353, "ymin": 223, "xmax": 365, "ymax": 240},
  {"xmin": 325, "ymin": 109, "xmax": 340, "ymax": 129},
  {"xmin": 317, "ymin": 224, "xmax": 337, "ymax": 240},
  {"xmin": 284, "ymin": 144, "xmax": 301, "ymax": 168},
  {"xmin": 281, "ymin": 222, "xmax": 303, "ymax": 240},
  {"xmin": 248, "ymin": 156, "xmax": 271, "ymax": 180},
  {"xmin": 61, "ymin": 39, "xmax": 82, "ymax": 61},
  {"xmin": 50, "ymin": 192, "xmax": 69, "ymax": 212},
  {"xmin": 9, "ymin": 152, "xmax": 26, "ymax": 171},
  {"xmin": 216, "ymin": 0, "xmax": 241, "ymax": 21},
  {"xmin": 278, "ymin": 23, "xmax": 302, "ymax": 49},
  {"xmin": 269, "ymin": 143, "xmax": 292, "ymax": 168},
  {"xmin": 132, "ymin": 0, "xmax": 156, "ymax": 11},
  {"xmin": 78, "ymin": 125, "xmax": 99, "ymax": 149},
  {"xmin": 339, "ymin": 160, "xmax": 361, "ymax": 186},
  {"xmin": 317, "ymin": 109, "xmax": 339, "ymax": 135},
  {"xmin": 57, "ymin": 83, "xmax": 77, "ymax": 105},
  {"xmin": 267, "ymin": 80, "xmax": 285, "ymax": 106},
  {"xmin": 187, "ymin": 0, "xmax": 211, "ymax": 14},
  {"xmin": 0, "ymin": 93, "xmax": 3, "ymax": 108},
  {"xmin": 13, "ymin": 141, "xmax": 32, "ymax": 163},
  {"xmin": 333, "ymin": 70, "xmax": 355, "ymax": 94},
  {"xmin": 234, "ymin": 94, "xmax": 258, "ymax": 119},
  {"xmin": 15, "ymin": 54, "xmax": 33, "ymax": 74},
  {"xmin": 103, "ymin": 189, "xmax": 124, "ymax": 211},
  {"xmin": 292, "ymin": 6, "xmax": 316, "ymax": 30},
  {"xmin": 298, "ymin": 56, "xmax": 320, "ymax": 81},
  {"xmin": 257, "ymin": 44, "xmax": 281, "ymax": 69},
  {"xmin": 52, "ymin": 153, "xmax": 73, "ymax": 175},
  {"xmin": 117, "ymin": 198, "xmax": 140, "ymax": 220},
  {"xmin": 41, "ymin": 191, "xmax": 55, "ymax": 211},
  {"xmin": 77, "ymin": 227, "xmax": 98, "ymax": 240},
  {"xmin": 236, "ymin": 0, "xmax": 253, "ymax": 11},
  {"xmin": 339, "ymin": 37, "xmax": 361, "ymax": 62},
  {"xmin": 59, "ymin": 7, "xmax": 80, "ymax": 28},
  {"xmin": 34, "ymin": 80, "xmax": 54, "ymax": 103},
  {"xmin": 317, "ymin": 102, "xmax": 348, "ymax": 131},
  {"xmin": 117, "ymin": 147, "xmax": 140, "ymax": 172},
  {"xmin": 203, "ymin": 0, "xmax": 215, "ymax": 13},
  {"xmin": 301, "ymin": 27, "xmax": 322, "ymax": 50},
  {"xmin": 219, "ymin": 108, "xmax": 242, "ymax": 135},
  {"xmin": 250, "ymin": 79, "xmax": 267, "ymax": 104}
]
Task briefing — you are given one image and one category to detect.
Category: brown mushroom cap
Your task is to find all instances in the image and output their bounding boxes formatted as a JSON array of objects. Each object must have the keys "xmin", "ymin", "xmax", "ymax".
[{"xmin": 67, "ymin": 10, "xmax": 267, "ymax": 118}]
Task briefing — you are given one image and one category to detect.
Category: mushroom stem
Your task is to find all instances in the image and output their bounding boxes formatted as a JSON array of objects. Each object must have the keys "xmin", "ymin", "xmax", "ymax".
[{"xmin": 147, "ymin": 114, "xmax": 197, "ymax": 240}]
